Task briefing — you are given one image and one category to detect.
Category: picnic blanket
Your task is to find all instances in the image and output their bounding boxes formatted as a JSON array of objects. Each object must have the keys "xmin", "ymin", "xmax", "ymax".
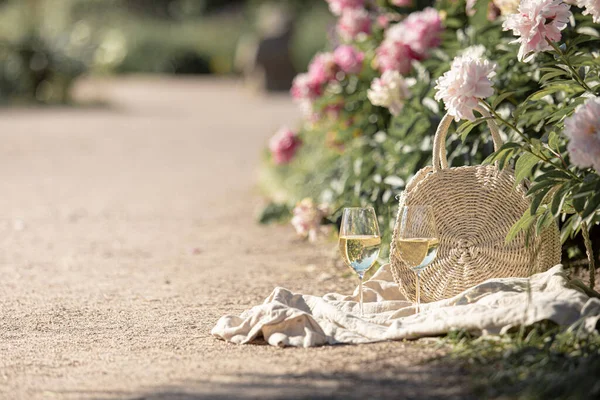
[{"xmin": 212, "ymin": 264, "xmax": 600, "ymax": 347}]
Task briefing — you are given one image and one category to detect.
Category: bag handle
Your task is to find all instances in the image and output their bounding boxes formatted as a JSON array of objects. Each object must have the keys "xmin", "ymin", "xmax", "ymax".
[{"xmin": 432, "ymin": 106, "xmax": 502, "ymax": 172}]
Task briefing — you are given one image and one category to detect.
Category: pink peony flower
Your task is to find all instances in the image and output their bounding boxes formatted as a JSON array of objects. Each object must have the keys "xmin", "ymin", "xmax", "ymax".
[
  {"xmin": 375, "ymin": 7, "xmax": 443, "ymax": 73},
  {"xmin": 325, "ymin": 0, "xmax": 365, "ymax": 16},
  {"xmin": 290, "ymin": 73, "xmax": 322, "ymax": 102},
  {"xmin": 397, "ymin": 7, "xmax": 443, "ymax": 57},
  {"xmin": 307, "ymin": 52, "xmax": 338, "ymax": 86},
  {"xmin": 503, "ymin": 0, "xmax": 572, "ymax": 62},
  {"xmin": 434, "ymin": 54, "xmax": 497, "ymax": 121},
  {"xmin": 375, "ymin": 39, "xmax": 416, "ymax": 74},
  {"xmin": 269, "ymin": 127, "xmax": 302, "ymax": 165},
  {"xmin": 337, "ymin": 8, "xmax": 372, "ymax": 41},
  {"xmin": 390, "ymin": 0, "xmax": 413, "ymax": 6},
  {"xmin": 291, "ymin": 198, "xmax": 330, "ymax": 242},
  {"xmin": 466, "ymin": 0, "xmax": 477, "ymax": 16},
  {"xmin": 577, "ymin": 0, "xmax": 600, "ymax": 22},
  {"xmin": 564, "ymin": 97, "xmax": 600, "ymax": 172},
  {"xmin": 377, "ymin": 14, "xmax": 391, "ymax": 28},
  {"xmin": 333, "ymin": 45, "xmax": 365, "ymax": 74},
  {"xmin": 376, "ymin": 13, "xmax": 402, "ymax": 29},
  {"xmin": 367, "ymin": 70, "xmax": 412, "ymax": 116},
  {"xmin": 291, "ymin": 52, "xmax": 338, "ymax": 111},
  {"xmin": 488, "ymin": 3, "xmax": 501, "ymax": 20}
]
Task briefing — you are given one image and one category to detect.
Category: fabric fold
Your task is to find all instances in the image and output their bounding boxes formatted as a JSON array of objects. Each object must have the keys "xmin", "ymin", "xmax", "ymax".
[{"xmin": 211, "ymin": 264, "xmax": 600, "ymax": 348}]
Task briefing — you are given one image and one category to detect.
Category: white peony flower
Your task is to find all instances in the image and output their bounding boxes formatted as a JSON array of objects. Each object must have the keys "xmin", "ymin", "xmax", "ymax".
[
  {"xmin": 367, "ymin": 71, "xmax": 412, "ymax": 116},
  {"xmin": 291, "ymin": 198, "xmax": 330, "ymax": 242},
  {"xmin": 337, "ymin": 8, "xmax": 372, "ymax": 41},
  {"xmin": 460, "ymin": 45, "xmax": 487, "ymax": 59},
  {"xmin": 434, "ymin": 54, "xmax": 497, "ymax": 121},
  {"xmin": 564, "ymin": 97, "xmax": 600, "ymax": 173},
  {"xmin": 502, "ymin": 0, "xmax": 571, "ymax": 62},
  {"xmin": 577, "ymin": 0, "xmax": 600, "ymax": 22}
]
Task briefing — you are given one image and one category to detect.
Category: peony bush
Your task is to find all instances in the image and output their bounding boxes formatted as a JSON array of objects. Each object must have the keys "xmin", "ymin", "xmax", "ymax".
[{"xmin": 260, "ymin": 0, "xmax": 600, "ymax": 282}]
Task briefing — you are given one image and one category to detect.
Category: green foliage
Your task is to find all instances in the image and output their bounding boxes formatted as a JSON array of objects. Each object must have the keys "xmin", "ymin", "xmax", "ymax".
[
  {"xmin": 480, "ymin": 21, "xmax": 600, "ymax": 258},
  {"xmin": 260, "ymin": 0, "xmax": 600, "ymax": 271},
  {"xmin": 0, "ymin": 34, "xmax": 88, "ymax": 104},
  {"xmin": 0, "ymin": 0, "xmax": 330, "ymax": 102},
  {"xmin": 258, "ymin": 202, "xmax": 291, "ymax": 224},
  {"xmin": 260, "ymin": 2, "xmax": 505, "ymax": 259},
  {"xmin": 439, "ymin": 323, "xmax": 600, "ymax": 399}
]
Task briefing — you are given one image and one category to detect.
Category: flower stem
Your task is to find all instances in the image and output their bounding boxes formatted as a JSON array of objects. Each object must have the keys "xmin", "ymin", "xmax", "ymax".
[
  {"xmin": 547, "ymin": 147, "xmax": 570, "ymax": 170},
  {"xmin": 582, "ymin": 221, "xmax": 596, "ymax": 290},
  {"xmin": 480, "ymin": 100, "xmax": 580, "ymax": 181},
  {"xmin": 546, "ymin": 39, "xmax": 595, "ymax": 94}
]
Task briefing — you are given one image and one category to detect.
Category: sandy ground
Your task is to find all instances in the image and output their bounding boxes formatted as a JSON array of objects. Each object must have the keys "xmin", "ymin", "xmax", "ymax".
[{"xmin": 0, "ymin": 78, "xmax": 473, "ymax": 400}]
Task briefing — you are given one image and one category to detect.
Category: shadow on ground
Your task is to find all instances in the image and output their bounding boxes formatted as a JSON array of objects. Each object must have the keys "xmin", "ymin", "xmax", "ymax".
[{"xmin": 95, "ymin": 367, "xmax": 473, "ymax": 400}]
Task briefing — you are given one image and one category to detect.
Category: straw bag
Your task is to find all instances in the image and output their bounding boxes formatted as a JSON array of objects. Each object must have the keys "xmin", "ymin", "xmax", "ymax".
[{"xmin": 389, "ymin": 106, "xmax": 561, "ymax": 303}]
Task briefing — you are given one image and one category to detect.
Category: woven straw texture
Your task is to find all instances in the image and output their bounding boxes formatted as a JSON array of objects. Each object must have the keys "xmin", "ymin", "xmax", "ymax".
[{"xmin": 389, "ymin": 107, "xmax": 561, "ymax": 303}]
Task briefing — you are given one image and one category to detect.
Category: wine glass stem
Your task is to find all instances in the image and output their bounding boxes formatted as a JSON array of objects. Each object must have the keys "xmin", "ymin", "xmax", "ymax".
[
  {"xmin": 416, "ymin": 271, "xmax": 421, "ymax": 314},
  {"xmin": 359, "ymin": 275, "xmax": 364, "ymax": 317}
]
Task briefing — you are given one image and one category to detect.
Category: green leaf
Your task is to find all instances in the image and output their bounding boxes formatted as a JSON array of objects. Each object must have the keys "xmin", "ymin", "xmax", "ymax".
[
  {"xmin": 539, "ymin": 70, "xmax": 569, "ymax": 83},
  {"xmin": 382, "ymin": 189, "xmax": 392, "ymax": 204},
  {"xmin": 548, "ymin": 130, "xmax": 560, "ymax": 151},
  {"xmin": 506, "ymin": 211, "xmax": 536, "ymax": 243},
  {"xmin": 458, "ymin": 118, "xmax": 493, "ymax": 141},
  {"xmin": 383, "ymin": 175, "xmax": 405, "ymax": 187},
  {"xmin": 484, "ymin": 146, "xmax": 511, "ymax": 163},
  {"xmin": 581, "ymin": 191, "xmax": 600, "ymax": 220},
  {"xmin": 570, "ymin": 35, "xmax": 600, "ymax": 47},
  {"xmin": 484, "ymin": 143, "xmax": 522, "ymax": 169},
  {"xmin": 515, "ymin": 153, "xmax": 539, "ymax": 184},
  {"xmin": 470, "ymin": 0, "xmax": 491, "ymax": 26},
  {"xmin": 258, "ymin": 203, "xmax": 291, "ymax": 224},
  {"xmin": 444, "ymin": 17, "xmax": 464, "ymax": 29},
  {"xmin": 571, "ymin": 177, "xmax": 600, "ymax": 199},
  {"xmin": 573, "ymin": 195, "xmax": 587, "ymax": 213},
  {"xmin": 457, "ymin": 121, "xmax": 475, "ymax": 142},
  {"xmin": 535, "ymin": 210, "xmax": 554, "ymax": 236},
  {"xmin": 527, "ymin": 179, "xmax": 557, "ymax": 196},
  {"xmin": 537, "ymin": 169, "xmax": 571, "ymax": 182},
  {"xmin": 354, "ymin": 180, "xmax": 362, "ymax": 197},
  {"xmin": 538, "ymin": 67, "xmax": 568, "ymax": 74},
  {"xmin": 492, "ymin": 91, "xmax": 516, "ymax": 109},
  {"xmin": 498, "ymin": 150, "xmax": 516, "ymax": 171},
  {"xmin": 560, "ymin": 214, "xmax": 577, "ymax": 244},
  {"xmin": 527, "ymin": 89, "xmax": 557, "ymax": 101},
  {"xmin": 547, "ymin": 107, "xmax": 575, "ymax": 124},
  {"xmin": 530, "ymin": 186, "xmax": 552, "ymax": 215},
  {"xmin": 578, "ymin": 66, "xmax": 586, "ymax": 81},
  {"xmin": 550, "ymin": 183, "xmax": 569, "ymax": 217}
]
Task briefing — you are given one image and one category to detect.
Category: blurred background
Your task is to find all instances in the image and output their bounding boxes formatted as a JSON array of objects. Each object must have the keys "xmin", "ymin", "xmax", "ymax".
[{"xmin": 0, "ymin": 0, "xmax": 332, "ymax": 104}]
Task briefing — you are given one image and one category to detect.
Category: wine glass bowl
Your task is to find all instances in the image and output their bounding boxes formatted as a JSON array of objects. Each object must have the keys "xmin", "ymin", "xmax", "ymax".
[
  {"xmin": 395, "ymin": 205, "xmax": 438, "ymax": 313},
  {"xmin": 395, "ymin": 238, "xmax": 439, "ymax": 271},
  {"xmin": 338, "ymin": 207, "xmax": 381, "ymax": 316}
]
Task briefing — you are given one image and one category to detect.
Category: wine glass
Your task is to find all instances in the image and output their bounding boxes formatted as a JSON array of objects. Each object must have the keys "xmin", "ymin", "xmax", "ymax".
[
  {"xmin": 338, "ymin": 207, "xmax": 381, "ymax": 317},
  {"xmin": 396, "ymin": 205, "xmax": 439, "ymax": 313}
]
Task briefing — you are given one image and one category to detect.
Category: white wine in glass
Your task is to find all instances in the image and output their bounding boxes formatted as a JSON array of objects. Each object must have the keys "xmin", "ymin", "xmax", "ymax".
[
  {"xmin": 396, "ymin": 206, "xmax": 439, "ymax": 313},
  {"xmin": 339, "ymin": 207, "xmax": 381, "ymax": 317}
]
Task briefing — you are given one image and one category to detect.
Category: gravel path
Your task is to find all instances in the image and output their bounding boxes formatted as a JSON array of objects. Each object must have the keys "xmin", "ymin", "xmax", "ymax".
[{"xmin": 0, "ymin": 77, "xmax": 473, "ymax": 400}]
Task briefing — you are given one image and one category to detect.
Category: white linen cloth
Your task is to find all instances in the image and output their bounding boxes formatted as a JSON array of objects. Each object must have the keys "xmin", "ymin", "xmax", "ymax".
[{"xmin": 212, "ymin": 264, "xmax": 600, "ymax": 347}]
